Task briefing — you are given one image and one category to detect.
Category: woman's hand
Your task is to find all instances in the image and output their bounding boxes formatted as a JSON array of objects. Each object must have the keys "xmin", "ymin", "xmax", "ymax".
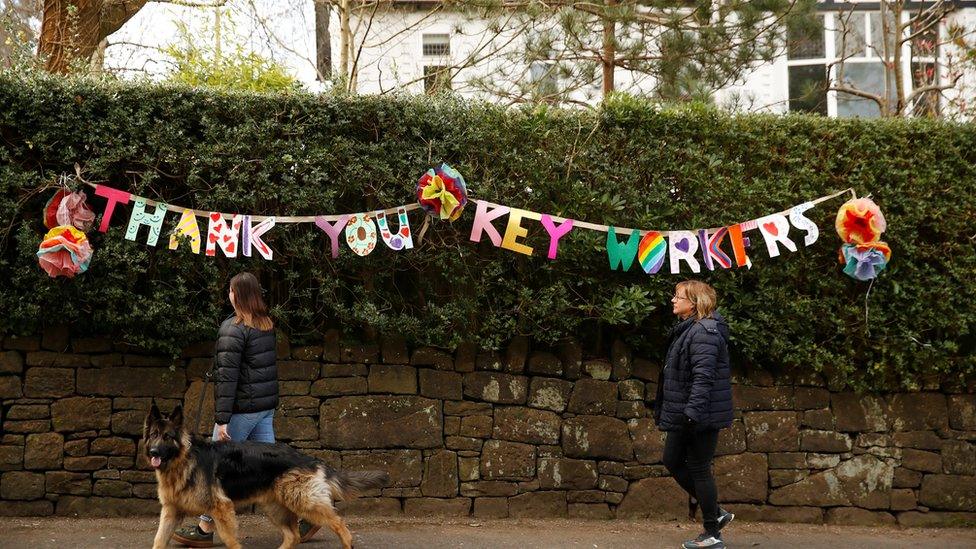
[{"xmin": 215, "ymin": 423, "xmax": 231, "ymax": 441}]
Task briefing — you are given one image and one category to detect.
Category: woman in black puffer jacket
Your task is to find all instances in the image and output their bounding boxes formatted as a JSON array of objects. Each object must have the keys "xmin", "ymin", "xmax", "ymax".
[{"xmin": 654, "ymin": 280, "xmax": 734, "ymax": 549}]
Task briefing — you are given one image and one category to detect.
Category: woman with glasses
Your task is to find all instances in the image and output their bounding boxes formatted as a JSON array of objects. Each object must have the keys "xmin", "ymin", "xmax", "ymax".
[{"xmin": 654, "ymin": 280, "xmax": 735, "ymax": 549}]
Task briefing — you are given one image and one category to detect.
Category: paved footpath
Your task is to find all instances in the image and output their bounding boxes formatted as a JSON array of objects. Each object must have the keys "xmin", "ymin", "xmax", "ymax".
[{"xmin": 1, "ymin": 515, "xmax": 974, "ymax": 548}]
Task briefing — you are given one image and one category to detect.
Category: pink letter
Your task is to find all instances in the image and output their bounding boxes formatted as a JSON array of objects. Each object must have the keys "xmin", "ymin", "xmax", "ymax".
[
  {"xmin": 540, "ymin": 215, "xmax": 574, "ymax": 260},
  {"xmin": 94, "ymin": 185, "xmax": 131, "ymax": 232},
  {"xmin": 315, "ymin": 215, "xmax": 351, "ymax": 258},
  {"xmin": 469, "ymin": 201, "xmax": 510, "ymax": 246}
]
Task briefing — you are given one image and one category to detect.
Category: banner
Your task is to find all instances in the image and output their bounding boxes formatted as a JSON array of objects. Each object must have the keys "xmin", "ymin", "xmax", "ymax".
[{"xmin": 85, "ymin": 182, "xmax": 855, "ymax": 273}]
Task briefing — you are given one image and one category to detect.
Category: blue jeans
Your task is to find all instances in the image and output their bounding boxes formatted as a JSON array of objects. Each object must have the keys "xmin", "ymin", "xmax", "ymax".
[{"xmin": 200, "ymin": 409, "xmax": 276, "ymax": 524}]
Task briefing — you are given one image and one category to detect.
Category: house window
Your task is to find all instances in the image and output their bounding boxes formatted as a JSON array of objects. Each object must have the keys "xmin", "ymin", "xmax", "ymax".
[
  {"xmin": 424, "ymin": 65, "xmax": 452, "ymax": 94},
  {"xmin": 422, "ymin": 34, "xmax": 450, "ymax": 57},
  {"xmin": 529, "ymin": 61, "xmax": 559, "ymax": 98},
  {"xmin": 786, "ymin": 10, "xmax": 942, "ymax": 117}
]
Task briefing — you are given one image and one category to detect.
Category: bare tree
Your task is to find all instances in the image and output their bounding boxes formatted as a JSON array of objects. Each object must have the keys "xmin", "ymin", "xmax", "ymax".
[
  {"xmin": 1, "ymin": 0, "xmax": 41, "ymax": 68},
  {"xmin": 828, "ymin": 0, "xmax": 975, "ymax": 117},
  {"xmin": 314, "ymin": 0, "xmax": 331, "ymax": 79}
]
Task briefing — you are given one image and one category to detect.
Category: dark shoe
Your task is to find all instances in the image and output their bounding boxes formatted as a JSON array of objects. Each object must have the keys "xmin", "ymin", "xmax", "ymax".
[
  {"xmin": 172, "ymin": 525, "xmax": 216, "ymax": 548},
  {"xmin": 717, "ymin": 508, "xmax": 734, "ymax": 531},
  {"xmin": 681, "ymin": 532, "xmax": 725, "ymax": 549},
  {"xmin": 299, "ymin": 519, "xmax": 321, "ymax": 543}
]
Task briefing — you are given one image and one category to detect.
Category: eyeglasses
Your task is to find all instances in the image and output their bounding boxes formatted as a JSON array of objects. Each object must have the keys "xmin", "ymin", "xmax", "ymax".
[{"xmin": 672, "ymin": 295, "xmax": 690, "ymax": 301}]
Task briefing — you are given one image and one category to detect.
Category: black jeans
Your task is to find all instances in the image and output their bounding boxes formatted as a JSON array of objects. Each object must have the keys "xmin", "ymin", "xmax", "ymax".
[{"xmin": 663, "ymin": 427, "xmax": 721, "ymax": 535}]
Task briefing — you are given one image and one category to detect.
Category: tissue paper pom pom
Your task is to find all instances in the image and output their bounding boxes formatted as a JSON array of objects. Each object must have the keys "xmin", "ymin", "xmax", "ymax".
[
  {"xmin": 43, "ymin": 189, "xmax": 71, "ymax": 230},
  {"xmin": 56, "ymin": 191, "xmax": 95, "ymax": 232},
  {"xmin": 838, "ymin": 242, "xmax": 890, "ymax": 281},
  {"xmin": 417, "ymin": 163, "xmax": 468, "ymax": 221},
  {"xmin": 835, "ymin": 197, "xmax": 887, "ymax": 245},
  {"xmin": 36, "ymin": 225, "xmax": 93, "ymax": 278}
]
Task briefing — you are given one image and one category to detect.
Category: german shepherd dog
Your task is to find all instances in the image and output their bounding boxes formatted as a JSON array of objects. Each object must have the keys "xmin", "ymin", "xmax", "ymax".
[{"xmin": 143, "ymin": 402, "xmax": 389, "ymax": 549}]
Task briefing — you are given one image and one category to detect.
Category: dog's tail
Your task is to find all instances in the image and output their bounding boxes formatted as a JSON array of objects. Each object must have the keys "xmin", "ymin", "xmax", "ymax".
[{"xmin": 333, "ymin": 470, "xmax": 390, "ymax": 499}]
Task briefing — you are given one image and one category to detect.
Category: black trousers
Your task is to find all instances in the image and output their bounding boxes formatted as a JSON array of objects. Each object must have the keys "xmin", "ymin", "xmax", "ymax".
[{"xmin": 663, "ymin": 427, "xmax": 721, "ymax": 535}]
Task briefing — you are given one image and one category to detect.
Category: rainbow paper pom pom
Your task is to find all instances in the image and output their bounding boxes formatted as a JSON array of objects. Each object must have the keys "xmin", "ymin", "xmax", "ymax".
[
  {"xmin": 417, "ymin": 164, "xmax": 468, "ymax": 221},
  {"xmin": 836, "ymin": 197, "xmax": 887, "ymax": 245},
  {"xmin": 37, "ymin": 225, "xmax": 93, "ymax": 278},
  {"xmin": 839, "ymin": 242, "xmax": 890, "ymax": 281}
]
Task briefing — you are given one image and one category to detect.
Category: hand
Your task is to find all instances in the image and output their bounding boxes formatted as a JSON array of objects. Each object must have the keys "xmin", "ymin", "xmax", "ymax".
[{"xmin": 215, "ymin": 423, "xmax": 231, "ymax": 441}]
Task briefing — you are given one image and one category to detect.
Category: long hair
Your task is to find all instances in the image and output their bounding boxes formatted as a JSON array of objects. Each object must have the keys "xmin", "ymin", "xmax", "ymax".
[
  {"xmin": 230, "ymin": 272, "xmax": 273, "ymax": 331},
  {"xmin": 675, "ymin": 280, "xmax": 717, "ymax": 320}
]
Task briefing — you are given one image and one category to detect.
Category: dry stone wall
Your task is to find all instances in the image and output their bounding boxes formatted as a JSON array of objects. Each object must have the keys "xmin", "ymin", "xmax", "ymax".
[{"xmin": 1, "ymin": 328, "xmax": 975, "ymax": 526}]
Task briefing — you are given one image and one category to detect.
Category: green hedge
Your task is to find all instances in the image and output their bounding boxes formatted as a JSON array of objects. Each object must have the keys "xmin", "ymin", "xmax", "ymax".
[{"xmin": 1, "ymin": 73, "xmax": 974, "ymax": 390}]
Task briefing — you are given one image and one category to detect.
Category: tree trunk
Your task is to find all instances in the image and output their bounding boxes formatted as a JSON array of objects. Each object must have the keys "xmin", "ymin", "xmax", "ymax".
[
  {"xmin": 601, "ymin": 0, "xmax": 617, "ymax": 96},
  {"xmin": 314, "ymin": 0, "xmax": 332, "ymax": 80},
  {"xmin": 38, "ymin": 0, "xmax": 147, "ymax": 74},
  {"xmin": 339, "ymin": 0, "xmax": 351, "ymax": 86}
]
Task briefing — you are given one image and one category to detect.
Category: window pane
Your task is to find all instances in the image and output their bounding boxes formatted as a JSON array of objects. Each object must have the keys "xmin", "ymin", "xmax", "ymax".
[
  {"xmin": 788, "ymin": 64, "xmax": 827, "ymax": 115},
  {"xmin": 911, "ymin": 61, "xmax": 940, "ymax": 116},
  {"xmin": 423, "ymin": 65, "xmax": 452, "ymax": 94},
  {"xmin": 909, "ymin": 14, "xmax": 939, "ymax": 59},
  {"xmin": 422, "ymin": 34, "xmax": 450, "ymax": 57},
  {"xmin": 787, "ymin": 15, "xmax": 825, "ymax": 60},
  {"xmin": 833, "ymin": 12, "xmax": 866, "ymax": 58},
  {"xmin": 869, "ymin": 12, "xmax": 897, "ymax": 58},
  {"xmin": 837, "ymin": 62, "xmax": 895, "ymax": 118}
]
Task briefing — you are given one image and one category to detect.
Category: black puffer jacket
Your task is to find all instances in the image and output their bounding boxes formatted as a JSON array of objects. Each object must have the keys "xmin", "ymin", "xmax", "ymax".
[
  {"xmin": 213, "ymin": 315, "xmax": 278, "ymax": 425},
  {"xmin": 654, "ymin": 311, "xmax": 733, "ymax": 432}
]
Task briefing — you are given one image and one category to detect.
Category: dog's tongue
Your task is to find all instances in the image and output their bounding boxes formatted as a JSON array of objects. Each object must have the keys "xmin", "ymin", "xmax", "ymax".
[{"xmin": 151, "ymin": 456, "xmax": 161, "ymax": 468}]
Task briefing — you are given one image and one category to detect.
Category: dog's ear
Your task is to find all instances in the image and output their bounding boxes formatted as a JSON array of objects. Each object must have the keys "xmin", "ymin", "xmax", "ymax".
[
  {"xmin": 168, "ymin": 403, "xmax": 184, "ymax": 430},
  {"xmin": 144, "ymin": 399, "xmax": 161, "ymax": 439}
]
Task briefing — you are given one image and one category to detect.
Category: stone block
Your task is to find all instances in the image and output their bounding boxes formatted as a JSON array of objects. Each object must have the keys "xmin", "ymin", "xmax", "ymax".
[
  {"xmin": 831, "ymin": 393, "xmax": 888, "ymax": 432},
  {"xmin": 444, "ymin": 416, "xmax": 460, "ymax": 436},
  {"xmin": 340, "ymin": 343, "xmax": 379, "ymax": 364},
  {"xmin": 628, "ymin": 419, "xmax": 664, "ymax": 464},
  {"xmin": 890, "ymin": 488, "xmax": 917, "ymax": 511},
  {"xmin": 526, "ymin": 352, "xmax": 562, "ymax": 377},
  {"xmin": 443, "ymin": 401, "xmax": 492, "ymax": 416},
  {"xmin": 509, "ymin": 491, "xmax": 567, "ymax": 518},
  {"xmin": 64, "ymin": 440, "xmax": 88, "ymax": 457},
  {"xmin": 475, "ymin": 352, "xmax": 503, "ymax": 372},
  {"xmin": 807, "ymin": 453, "xmax": 841, "ymax": 469},
  {"xmin": 64, "ymin": 456, "xmax": 107, "ymax": 471},
  {"xmin": 0, "ymin": 445, "xmax": 23, "ymax": 471},
  {"xmin": 793, "ymin": 387, "xmax": 830, "ymax": 410},
  {"xmin": 744, "ymin": 411, "xmax": 799, "ymax": 452},
  {"xmin": 4, "ymin": 336, "xmax": 39, "ymax": 351},
  {"xmin": 897, "ymin": 511, "xmax": 976, "ymax": 527},
  {"xmin": 598, "ymin": 474, "xmax": 627, "ymax": 493},
  {"xmin": 26, "ymin": 352, "xmax": 88, "ymax": 368},
  {"xmin": 55, "ymin": 495, "xmax": 160, "ymax": 516},
  {"xmin": 1, "ymin": 471, "xmax": 45, "ymax": 499},
  {"xmin": 342, "ymin": 450, "xmax": 424, "ymax": 488},
  {"xmin": 733, "ymin": 385, "xmax": 793, "ymax": 411},
  {"xmin": 93, "ymin": 480, "xmax": 132, "ymax": 498},
  {"xmin": 463, "ymin": 372, "xmax": 528, "ymax": 404},
  {"xmin": 310, "ymin": 377, "xmax": 366, "ymax": 396},
  {"xmin": 714, "ymin": 453, "xmax": 767, "ymax": 503},
  {"xmin": 893, "ymin": 467, "xmax": 923, "ymax": 488},
  {"xmin": 41, "ymin": 326, "xmax": 70, "ymax": 352},
  {"xmin": 77, "ymin": 367, "xmax": 184, "ymax": 397},
  {"xmin": 321, "ymin": 364, "xmax": 367, "ymax": 377},
  {"xmin": 527, "ymin": 378, "xmax": 572, "ymax": 413},
  {"xmin": 568, "ymin": 378, "xmax": 617, "ymax": 416},
  {"xmin": 459, "ymin": 456, "xmax": 479, "ymax": 482},
  {"xmin": 90, "ymin": 437, "xmax": 135, "ymax": 456},
  {"xmin": 8, "ymin": 405, "xmax": 49, "ymax": 420},
  {"xmin": 617, "ymin": 379, "xmax": 644, "ymax": 401},
  {"xmin": 505, "ymin": 335, "xmax": 530, "ymax": 374},
  {"xmin": 769, "ymin": 454, "xmax": 893, "ymax": 509},
  {"xmin": 279, "ymin": 396, "xmax": 319, "ymax": 417},
  {"xmin": 23, "ymin": 368, "xmax": 74, "ymax": 398},
  {"xmin": 51, "ymin": 398, "xmax": 111, "ymax": 432},
  {"xmin": 45, "ymin": 471, "xmax": 91, "ymax": 496},
  {"xmin": 274, "ymin": 416, "xmax": 318, "ymax": 441},
  {"xmin": 445, "ymin": 437, "xmax": 483, "ymax": 452},
  {"xmin": 492, "ymin": 406, "xmax": 561, "ymax": 445},
  {"xmin": 800, "ymin": 430, "xmax": 852, "ymax": 452},
  {"xmin": 418, "ymin": 369, "xmax": 462, "ymax": 400},
  {"xmin": 582, "ymin": 360, "xmax": 611, "ymax": 381},
  {"xmin": 380, "ymin": 336, "xmax": 408, "ymax": 364},
  {"xmin": 562, "ymin": 416, "xmax": 633, "ymax": 461},
  {"xmin": 277, "ymin": 360, "xmax": 320, "ymax": 381},
  {"xmin": 948, "ymin": 395, "xmax": 976, "ymax": 430},
  {"xmin": 616, "ymin": 476, "xmax": 686, "ymax": 519},
  {"xmin": 727, "ymin": 505, "xmax": 824, "ymax": 524},
  {"xmin": 4, "ymin": 420, "xmax": 49, "ymax": 433},
  {"xmin": 770, "ymin": 469, "xmax": 808, "ymax": 487},
  {"xmin": 801, "ymin": 409, "xmax": 834, "ymax": 430},
  {"xmin": 537, "ymin": 458, "xmax": 598, "ymax": 490},
  {"xmin": 453, "ymin": 342, "xmax": 477, "ymax": 372},
  {"xmin": 481, "ymin": 440, "xmax": 535, "ymax": 480},
  {"xmin": 25, "ymin": 432, "xmax": 63, "ymax": 470},
  {"xmin": 892, "ymin": 431, "xmax": 943, "ymax": 450},
  {"xmin": 919, "ymin": 474, "xmax": 976, "ymax": 511},
  {"xmin": 825, "ymin": 507, "xmax": 896, "ymax": 526},
  {"xmin": 901, "ymin": 448, "xmax": 942, "ymax": 473},
  {"xmin": 459, "ymin": 415, "xmax": 493, "ymax": 438},
  {"xmin": 111, "ymin": 411, "xmax": 145, "ymax": 436},
  {"xmin": 556, "ymin": 339, "xmax": 582, "ymax": 380},
  {"xmin": 473, "ymin": 497, "xmax": 509, "ymax": 518},
  {"xmin": 90, "ymin": 354, "xmax": 124, "ymax": 368},
  {"xmin": 410, "ymin": 347, "xmax": 454, "ymax": 370},
  {"xmin": 715, "ymin": 420, "xmax": 747, "ymax": 456},
  {"xmin": 403, "ymin": 497, "xmax": 471, "ymax": 516},
  {"xmin": 337, "ymin": 498, "xmax": 403, "ymax": 517},
  {"xmin": 0, "ymin": 375, "xmax": 22, "ymax": 398},
  {"xmin": 460, "ymin": 481, "xmax": 518, "ymax": 497},
  {"xmin": 943, "ymin": 441, "xmax": 976, "ymax": 475},
  {"xmin": 631, "ymin": 358, "xmax": 659, "ymax": 382},
  {"xmin": 887, "ymin": 393, "xmax": 948, "ymax": 432},
  {"xmin": 421, "ymin": 450, "xmax": 458, "ymax": 497},
  {"xmin": 320, "ymin": 396, "xmax": 442, "ymax": 449},
  {"xmin": 0, "ymin": 351, "xmax": 23, "ymax": 374},
  {"xmin": 0, "ymin": 500, "xmax": 54, "ymax": 516},
  {"xmin": 368, "ymin": 365, "xmax": 418, "ymax": 394}
]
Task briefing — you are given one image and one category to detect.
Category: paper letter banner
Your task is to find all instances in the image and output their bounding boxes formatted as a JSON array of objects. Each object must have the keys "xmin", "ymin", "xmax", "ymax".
[
  {"xmin": 376, "ymin": 207, "xmax": 414, "ymax": 251},
  {"xmin": 169, "ymin": 210, "xmax": 202, "ymax": 254},
  {"xmin": 501, "ymin": 209, "xmax": 534, "ymax": 256},
  {"xmin": 125, "ymin": 199, "xmax": 168, "ymax": 246},
  {"xmin": 315, "ymin": 215, "xmax": 350, "ymax": 259},
  {"xmin": 727, "ymin": 224, "xmax": 752, "ymax": 268},
  {"xmin": 345, "ymin": 213, "xmax": 378, "ymax": 256},
  {"xmin": 470, "ymin": 201, "xmax": 510, "ymax": 246},
  {"xmin": 243, "ymin": 215, "xmax": 275, "ymax": 260},
  {"xmin": 540, "ymin": 214, "xmax": 574, "ymax": 260},
  {"xmin": 607, "ymin": 227, "xmax": 640, "ymax": 271},
  {"xmin": 206, "ymin": 213, "xmax": 242, "ymax": 258},
  {"xmin": 699, "ymin": 228, "xmax": 732, "ymax": 270},
  {"xmin": 94, "ymin": 185, "xmax": 131, "ymax": 233},
  {"xmin": 757, "ymin": 213, "xmax": 797, "ymax": 258},
  {"xmin": 669, "ymin": 230, "xmax": 701, "ymax": 273},
  {"xmin": 789, "ymin": 202, "xmax": 820, "ymax": 247},
  {"xmin": 637, "ymin": 231, "xmax": 666, "ymax": 274}
]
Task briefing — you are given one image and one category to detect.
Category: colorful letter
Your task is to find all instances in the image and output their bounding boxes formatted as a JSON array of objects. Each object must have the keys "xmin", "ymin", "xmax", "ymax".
[
  {"xmin": 124, "ymin": 200, "xmax": 168, "ymax": 246},
  {"xmin": 314, "ymin": 215, "xmax": 351, "ymax": 259}
]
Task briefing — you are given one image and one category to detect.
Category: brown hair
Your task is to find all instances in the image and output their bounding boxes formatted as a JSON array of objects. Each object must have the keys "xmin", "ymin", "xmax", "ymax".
[
  {"xmin": 230, "ymin": 272, "xmax": 273, "ymax": 331},
  {"xmin": 675, "ymin": 280, "xmax": 718, "ymax": 320}
]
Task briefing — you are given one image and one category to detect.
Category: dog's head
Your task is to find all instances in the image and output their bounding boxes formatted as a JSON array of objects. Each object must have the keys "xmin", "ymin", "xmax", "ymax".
[{"xmin": 143, "ymin": 401, "xmax": 187, "ymax": 471}]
